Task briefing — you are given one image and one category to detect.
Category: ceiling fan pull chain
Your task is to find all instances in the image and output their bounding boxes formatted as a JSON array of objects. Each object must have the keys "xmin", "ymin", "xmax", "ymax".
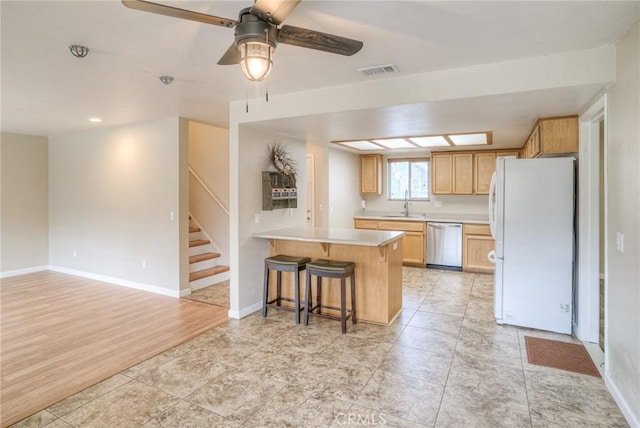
[
  {"xmin": 265, "ymin": 77, "xmax": 269, "ymax": 103},
  {"xmin": 246, "ymin": 87, "xmax": 249, "ymax": 113}
]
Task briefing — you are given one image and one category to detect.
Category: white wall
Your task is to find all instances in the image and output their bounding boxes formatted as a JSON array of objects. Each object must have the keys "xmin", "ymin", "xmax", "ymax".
[
  {"xmin": 307, "ymin": 142, "xmax": 328, "ymax": 227},
  {"xmin": 188, "ymin": 121, "xmax": 230, "ymax": 262},
  {"xmin": 604, "ymin": 19, "xmax": 639, "ymax": 426},
  {"xmin": 328, "ymin": 148, "xmax": 361, "ymax": 228},
  {"xmin": 230, "ymin": 125, "xmax": 307, "ymax": 316},
  {"xmin": 48, "ymin": 117, "xmax": 188, "ymax": 296},
  {"xmin": 1, "ymin": 133, "xmax": 49, "ymax": 274}
]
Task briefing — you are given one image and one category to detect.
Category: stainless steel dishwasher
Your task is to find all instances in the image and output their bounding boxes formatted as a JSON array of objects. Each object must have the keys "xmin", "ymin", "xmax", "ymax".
[{"xmin": 426, "ymin": 222, "xmax": 463, "ymax": 271}]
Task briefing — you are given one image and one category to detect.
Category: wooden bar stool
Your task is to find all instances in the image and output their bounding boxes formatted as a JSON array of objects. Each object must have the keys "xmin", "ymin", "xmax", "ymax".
[
  {"xmin": 303, "ymin": 259, "xmax": 357, "ymax": 334},
  {"xmin": 263, "ymin": 255, "xmax": 311, "ymax": 324}
]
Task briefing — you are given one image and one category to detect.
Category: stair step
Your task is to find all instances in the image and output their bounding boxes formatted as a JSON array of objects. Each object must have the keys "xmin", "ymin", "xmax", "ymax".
[
  {"xmin": 189, "ymin": 252, "xmax": 221, "ymax": 264},
  {"xmin": 189, "ymin": 239, "xmax": 210, "ymax": 248},
  {"xmin": 189, "ymin": 266, "xmax": 230, "ymax": 282},
  {"xmin": 189, "ymin": 227, "xmax": 200, "ymax": 233}
]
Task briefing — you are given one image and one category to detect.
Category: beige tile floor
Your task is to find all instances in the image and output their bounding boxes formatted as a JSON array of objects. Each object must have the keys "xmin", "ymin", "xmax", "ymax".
[{"xmin": 12, "ymin": 268, "xmax": 628, "ymax": 428}]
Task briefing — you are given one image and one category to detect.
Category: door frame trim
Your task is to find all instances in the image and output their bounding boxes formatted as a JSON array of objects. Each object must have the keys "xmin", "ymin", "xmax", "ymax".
[{"xmin": 576, "ymin": 93, "xmax": 607, "ymax": 348}]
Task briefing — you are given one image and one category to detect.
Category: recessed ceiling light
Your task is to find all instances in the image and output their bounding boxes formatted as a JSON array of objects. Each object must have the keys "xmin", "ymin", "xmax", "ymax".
[
  {"xmin": 338, "ymin": 140, "xmax": 383, "ymax": 151},
  {"xmin": 448, "ymin": 133, "xmax": 487, "ymax": 146},
  {"xmin": 409, "ymin": 136, "xmax": 451, "ymax": 147},
  {"xmin": 372, "ymin": 138, "xmax": 415, "ymax": 149},
  {"xmin": 89, "ymin": 117, "xmax": 102, "ymax": 123},
  {"xmin": 332, "ymin": 130, "xmax": 491, "ymax": 152}
]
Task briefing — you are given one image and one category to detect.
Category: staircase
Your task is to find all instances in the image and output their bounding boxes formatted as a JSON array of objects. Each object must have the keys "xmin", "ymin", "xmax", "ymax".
[{"xmin": 188, "ymin": 219, "xmax": 229, "ymax": 291}]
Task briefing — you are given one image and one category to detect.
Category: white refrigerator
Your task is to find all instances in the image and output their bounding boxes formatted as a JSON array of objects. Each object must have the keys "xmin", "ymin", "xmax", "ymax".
[{"xmin": 488, "ymin": 157, "xmax": 575, "ymax": 334}]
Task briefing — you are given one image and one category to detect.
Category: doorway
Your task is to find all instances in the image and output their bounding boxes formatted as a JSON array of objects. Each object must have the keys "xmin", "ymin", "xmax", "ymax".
[{"xmin": 577, "ymin": 94, "xmax": 607, "ymax": 361}]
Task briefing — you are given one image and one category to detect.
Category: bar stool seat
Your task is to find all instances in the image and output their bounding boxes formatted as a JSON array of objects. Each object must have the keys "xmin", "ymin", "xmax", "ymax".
[
  {"xmin": 304, "ymin": 259, "xmax": 357, "ymax": 334},
  {"xmin": 263, "ymin": 255, "xmax": 311, "ymax": 324}
]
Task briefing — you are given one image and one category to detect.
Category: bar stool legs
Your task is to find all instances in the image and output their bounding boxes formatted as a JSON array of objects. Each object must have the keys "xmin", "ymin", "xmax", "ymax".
[
  {"xmin": 263, "ymin": 255, "xmax": 311, "ymax": 324},
  {"xmin": 304, "ymin": 259, "xmax": 357, "ymax": 334}
]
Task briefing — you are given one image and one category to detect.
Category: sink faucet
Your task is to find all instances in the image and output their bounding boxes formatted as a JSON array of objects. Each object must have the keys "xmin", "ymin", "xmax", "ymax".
[{"xmin": 402, "ymin": 189, "xmax": 409, "ymax": 217}]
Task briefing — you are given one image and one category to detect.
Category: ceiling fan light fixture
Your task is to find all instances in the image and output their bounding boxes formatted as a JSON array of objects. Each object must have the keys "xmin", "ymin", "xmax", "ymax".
[{"xmin": 239, "ymin": 40, "xmax": 273, "ymax": 81}]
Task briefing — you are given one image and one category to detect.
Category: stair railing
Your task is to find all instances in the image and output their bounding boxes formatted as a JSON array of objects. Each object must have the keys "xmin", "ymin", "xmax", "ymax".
[{"xmin": 188, "ymin": 166, "xmax": 229, "ymax": 216}]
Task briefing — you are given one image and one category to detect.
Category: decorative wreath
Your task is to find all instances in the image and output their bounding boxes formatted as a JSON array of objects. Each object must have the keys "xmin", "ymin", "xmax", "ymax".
[{"xmin": 268, "ymin": 141, "xmax": 297, "ymax": 182}]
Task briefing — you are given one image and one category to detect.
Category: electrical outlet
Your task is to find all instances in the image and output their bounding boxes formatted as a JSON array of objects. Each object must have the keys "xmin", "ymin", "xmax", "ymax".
[
  {"xmin": 434, "ymin": 200, "xmax": 442, "ymax": 208},
  {"xmin": 616, "ymin": 232, "xmax": 624, "ymax": 252},
  {"xmin": 319, "ymin": 204, "xmax": 323, "ymax": 211},
  {"xmin": 142, "ymin": 259, "xmax": 147, "ymax": 270},
  {"xmin": 330, "ymin": 206, "xmax": 334, "ymax": 214},
  {"xmin": 289, "ymin": 208, "xmax": 294, "ymax": 217},
  {"xmin": 169, "ymin": 211, "xmax": 175, "ymax": 221},
  {"xmin": 254, "ymin": 213, "xmax": 260, "ymax": 224}
]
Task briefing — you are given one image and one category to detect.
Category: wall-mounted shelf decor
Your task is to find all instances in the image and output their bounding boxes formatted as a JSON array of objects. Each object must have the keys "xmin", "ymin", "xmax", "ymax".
[
  {"xmin": 262, "ymin": 171, "xmax": 297, "ymax": 210},
  {"xmin": 263, "ymin": 141, "xmax": 298, "ymax": 210}
]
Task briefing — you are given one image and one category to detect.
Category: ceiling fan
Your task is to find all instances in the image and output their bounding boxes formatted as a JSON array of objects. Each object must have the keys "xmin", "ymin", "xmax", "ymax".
[{"xmin": 122, "ymin": 0, "xmax": 364, "ymax": 81}]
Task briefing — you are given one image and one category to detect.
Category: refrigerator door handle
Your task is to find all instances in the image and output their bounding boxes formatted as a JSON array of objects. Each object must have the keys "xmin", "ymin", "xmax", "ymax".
[{"xmin": 488, "ymin": 172, "xmax": 497, "ymax": 240}]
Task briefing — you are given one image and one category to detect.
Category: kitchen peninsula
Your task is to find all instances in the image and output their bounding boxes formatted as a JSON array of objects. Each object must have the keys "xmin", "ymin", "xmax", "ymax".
[{"xmin": 253, "ymin": 227, "xmax": 404, "ymax": 325}]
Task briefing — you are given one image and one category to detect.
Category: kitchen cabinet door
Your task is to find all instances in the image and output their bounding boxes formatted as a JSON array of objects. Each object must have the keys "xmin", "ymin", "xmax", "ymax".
[
  {"xmin": 402, "ymin": 231, "xmax": 425, "ymax": 266},
  {"xmin": 431, "ymin": 154, "xmax": 453, "ymax": 194},
  {"xmin": 452, "ymin": 154, "xmax": 474, "ymax": 194},
  {"xmin": 354, "ymin": 218, "xmax": 425, "ymax": 266},
  {"xmin": 538, "ymin": 116, "xmax": 578, "ymax": 155},
  {"xmin": 354, "ymin": 219, "xmax": 378, "ymax": 230},
  {"xmin": 474, "ymin": 152, "xmax": 497, "ymax": 195},
  {"xmin": 462, "ymin": 223, "xmax": 495, "ymax": 273},
  {"xmin": 360, "ymin": 155, "xmax": 383, "ymax": 194}
]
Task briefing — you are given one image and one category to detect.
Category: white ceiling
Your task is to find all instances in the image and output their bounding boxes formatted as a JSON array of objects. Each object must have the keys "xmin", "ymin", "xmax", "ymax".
[{"xmin": 2, "ymin": 1, "xmax": 639, "ymax": 143}]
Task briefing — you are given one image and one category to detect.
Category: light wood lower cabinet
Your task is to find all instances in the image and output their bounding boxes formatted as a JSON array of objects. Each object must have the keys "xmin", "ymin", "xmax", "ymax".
[
  {"xmin": 462, "ymin": 223, "xmax": 495, "ymax": 273},
  {"xmin": 354, "ymin": 219, "xmax": 426, "ymax": 266}
]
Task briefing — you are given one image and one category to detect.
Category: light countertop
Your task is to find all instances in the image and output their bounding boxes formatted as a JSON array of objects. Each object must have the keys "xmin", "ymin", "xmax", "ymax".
[
  {"xmin": 253, "ymin": 226, "xmax": 405, "ymax": 247},
  {"xmin": 353, "ymin": 211, "xmax": 490, "ymax": 224}
]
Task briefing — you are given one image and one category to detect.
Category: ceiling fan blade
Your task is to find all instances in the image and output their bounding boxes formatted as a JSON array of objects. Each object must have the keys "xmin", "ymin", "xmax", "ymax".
[
  {"xmin": 250, "ymin": 0, "xmax": 301, "ymax": 25},
  {"xmin": 121, "ymin": 0, "xmax": 237, "ymax": 28},
  {"xmin": 278, "ymin": 25, "xmax": 363, "ymax": 56},
  {"xmin": 217, "ymin": 42, "xmax": 241, "ymax": 65}
]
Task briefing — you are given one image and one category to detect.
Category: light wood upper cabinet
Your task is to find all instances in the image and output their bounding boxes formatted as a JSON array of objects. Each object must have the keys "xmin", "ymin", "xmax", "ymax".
[
  {"xmin": 431, "ymin": 154, "xmax": 453, "ymax": 194},
  {"xmin": 474, "ymin": 152, "xmax": 496, "ymax": 195},
  {"xmin": 431, "ymin": 153, "xmax": 473, "ymax": 195},
  {"xmin": 462, "ymin": 223, "xmax": 495, "ymax": 273},
  {"xmin": 360, "ymin": 154, "xmax": 383, "ymax": 194},
  {"xmin": 452, "ymin": 154, "xmax": 474, "ymax": 194},
  {"xmin": 354, "ymin": 219, "xmax": 426, "ymax": 267},
  {"xmin": 539, "ymin": 116, "xmax": 578, "ymax": 155},
  {"xmin": 432, "ymin": 150, "xmax": 517, "ymax": 196},
  {"xmin": 521, "ymin": 116, "xmax": 578, "ymax": 158}
]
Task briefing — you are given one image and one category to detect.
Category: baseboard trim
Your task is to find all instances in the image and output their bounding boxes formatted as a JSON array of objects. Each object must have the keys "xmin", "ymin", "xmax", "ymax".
[
  {"xmin": 48, "ymin": 266, "xmax": 181, "ymax": 298},
  {"xmin": 0, "ymin": 265, "xmax": 49, "ymax": 278},
  {"xmin": 605, "ymin": 371, "xmax": 639, "ymax": 428},
  {"xmin": 228, "ymin": 301, "xmax": 262, "ymax": 319}
]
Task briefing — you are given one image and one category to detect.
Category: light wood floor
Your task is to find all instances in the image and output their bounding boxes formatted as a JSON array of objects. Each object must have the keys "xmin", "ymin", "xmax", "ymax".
[{"xmin": 0, "ymin": 270, "xmax": 228, "ymax": 427}]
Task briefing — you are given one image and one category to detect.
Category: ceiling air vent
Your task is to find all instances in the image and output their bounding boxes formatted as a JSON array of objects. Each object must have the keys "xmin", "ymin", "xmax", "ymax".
[{"xmin": 357, "ymin": 64, "xmax": 399, "ymax": 76}]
